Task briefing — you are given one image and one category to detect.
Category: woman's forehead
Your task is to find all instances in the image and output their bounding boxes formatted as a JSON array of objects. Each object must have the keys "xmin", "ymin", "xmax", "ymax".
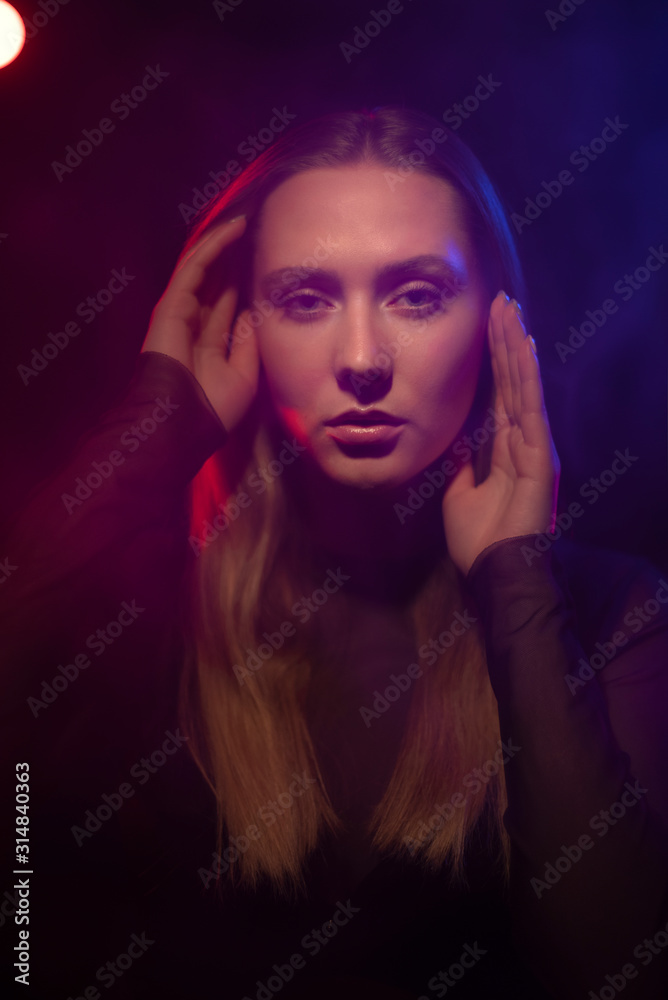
[{"xmin": 254, "ymin": 164, "xmax": 474, "ymax": 273}]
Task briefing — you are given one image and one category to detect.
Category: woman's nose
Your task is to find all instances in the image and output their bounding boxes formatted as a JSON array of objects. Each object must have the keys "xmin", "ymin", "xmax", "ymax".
[{"xmin": 333, "ymin": 301, "xmax": 394, "ymax": 399}]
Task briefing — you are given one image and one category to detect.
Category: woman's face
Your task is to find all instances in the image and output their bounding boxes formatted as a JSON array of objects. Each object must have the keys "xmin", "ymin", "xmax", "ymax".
[{"xmin": 250, "ymin": 163, "xmax": 492, "ymax": 491}]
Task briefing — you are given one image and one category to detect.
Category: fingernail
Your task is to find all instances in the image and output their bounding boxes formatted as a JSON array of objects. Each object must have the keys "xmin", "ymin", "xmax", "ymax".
[
  {"xmin": 497, "ymin": 289, "xmax": 510, "ymax": 302},
  {"xmin": 228, "ymin": 214, "xmax": 246, "ymax": 223},
  {"xmin": 510, "ymin": 298, "xmax": 523, "ymax": 318}
]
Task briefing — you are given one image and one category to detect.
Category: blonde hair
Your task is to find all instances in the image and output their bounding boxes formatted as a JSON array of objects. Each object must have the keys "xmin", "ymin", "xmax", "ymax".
[{"xmin": 180, "ymin": 406, "xmax": 509, "ymax": 896}]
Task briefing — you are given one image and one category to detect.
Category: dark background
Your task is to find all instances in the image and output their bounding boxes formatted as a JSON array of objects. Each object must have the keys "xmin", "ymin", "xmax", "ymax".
[{"xmin": 1, "ymin": 0, "xmax": 667, "ymax": 570}]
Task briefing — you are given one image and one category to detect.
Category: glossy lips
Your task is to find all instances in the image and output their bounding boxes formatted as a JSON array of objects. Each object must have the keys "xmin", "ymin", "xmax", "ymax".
[{"xmin": 324, "ymin": 409, "xmax": 406, "ymax": 445}]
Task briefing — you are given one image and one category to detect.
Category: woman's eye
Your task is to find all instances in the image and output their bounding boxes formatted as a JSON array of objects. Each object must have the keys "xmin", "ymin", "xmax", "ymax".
[
  {"xmin": 279, "ymin": 282, "xmax": 451, "ymax": 323},
  {"xmin": 281, "ymin": 291, "xmax": 330, "ymax": 322},
  {"xmin": 390, "ymin": 283, "xmax": 448, "ymax": 317}
]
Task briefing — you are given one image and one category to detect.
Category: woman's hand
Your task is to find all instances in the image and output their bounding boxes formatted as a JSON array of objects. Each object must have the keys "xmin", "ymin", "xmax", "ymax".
[
  {"xmin": 442, "ymin": 292, "xmax": 560, "ymax": 576},
  {"xmin": 141, "ymin": 216, "xmax": 259, "ymax": 432}
]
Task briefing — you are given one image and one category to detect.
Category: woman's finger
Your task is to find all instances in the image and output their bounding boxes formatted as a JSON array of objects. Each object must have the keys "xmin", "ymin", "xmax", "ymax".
[
  {"xmin": 489, "ymin": 292, "xmax": 514, "ymax": 422},
  {"xmin": 197, "ymin": 284, "xmax": 241, "ymax": 353},
  {"xmin": 504, "ymin": 303, "xmax": 525, "ymax": 422},
  {"xmin": 169, "ymin": 215, "xmax": 247, "ymax": 296},
  {"xmin": 517, "ymin": 334, "xmax": 554, "ymax": 459}
]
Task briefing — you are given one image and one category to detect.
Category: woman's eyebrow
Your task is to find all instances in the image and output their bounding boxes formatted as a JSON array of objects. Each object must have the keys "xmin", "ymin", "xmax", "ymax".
[
  {"xmin": 259, "ymin": 255, "xmax": 468, "ymax": 297},
  {"xmin": 377, "ymin": 255, "xmax": 468, "ymax": 293},
  {"xmin": 260, "ymin": 266, "xmax": 340, "ymax": 297}
]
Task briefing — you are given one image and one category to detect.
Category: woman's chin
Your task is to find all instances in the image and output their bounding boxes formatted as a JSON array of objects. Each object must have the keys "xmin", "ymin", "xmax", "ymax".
[{"xmin": 306, "ymin": 454, "xmax": 433, "ymax": 497}]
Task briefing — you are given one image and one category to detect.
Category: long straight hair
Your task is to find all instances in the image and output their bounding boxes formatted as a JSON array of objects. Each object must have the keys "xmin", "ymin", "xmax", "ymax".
[{"xmin": 178, "ymin": 107, "xmax": 526, "ymax": 895}]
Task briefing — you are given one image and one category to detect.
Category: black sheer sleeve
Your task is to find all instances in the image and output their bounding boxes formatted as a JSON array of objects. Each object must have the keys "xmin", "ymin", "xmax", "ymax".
[{"xmin": 467, "ymin": 535, "xmax": 668, "ymax": 999}]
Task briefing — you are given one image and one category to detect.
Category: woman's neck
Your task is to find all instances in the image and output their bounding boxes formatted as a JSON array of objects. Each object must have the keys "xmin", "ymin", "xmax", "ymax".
[{"xmin": 286, "ymin": 456, "xmax": 448, "ymax": 600}]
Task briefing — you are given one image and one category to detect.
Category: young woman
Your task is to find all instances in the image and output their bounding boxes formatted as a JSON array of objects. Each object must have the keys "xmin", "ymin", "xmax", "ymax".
[{"xmin": 3, "ymin": 107, "xmax": 667, "ymax": 999}]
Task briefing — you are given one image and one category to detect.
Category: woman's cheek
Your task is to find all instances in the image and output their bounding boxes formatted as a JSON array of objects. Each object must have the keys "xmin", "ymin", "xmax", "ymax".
[{"xmin": 261, "ymin": 358, "xmax": 322, "ymax": 418}]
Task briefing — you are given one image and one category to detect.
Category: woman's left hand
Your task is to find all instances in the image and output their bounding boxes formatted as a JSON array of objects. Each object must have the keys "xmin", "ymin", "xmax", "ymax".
[{"xmin": 442, "ymin": 292, "xmax": 560, "ymax": 576}]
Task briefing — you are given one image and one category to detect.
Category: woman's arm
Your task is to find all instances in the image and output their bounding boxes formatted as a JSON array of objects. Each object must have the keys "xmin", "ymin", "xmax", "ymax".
[{"xmin": 467, "ymin": 534, "xmax": 668, "ymax": 999}]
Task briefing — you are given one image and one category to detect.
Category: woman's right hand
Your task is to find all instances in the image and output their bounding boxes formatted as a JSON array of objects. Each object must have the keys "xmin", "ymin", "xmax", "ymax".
[{"xmin": 141, "ymin": 215, "xmax": 259, "ymax": 432}]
